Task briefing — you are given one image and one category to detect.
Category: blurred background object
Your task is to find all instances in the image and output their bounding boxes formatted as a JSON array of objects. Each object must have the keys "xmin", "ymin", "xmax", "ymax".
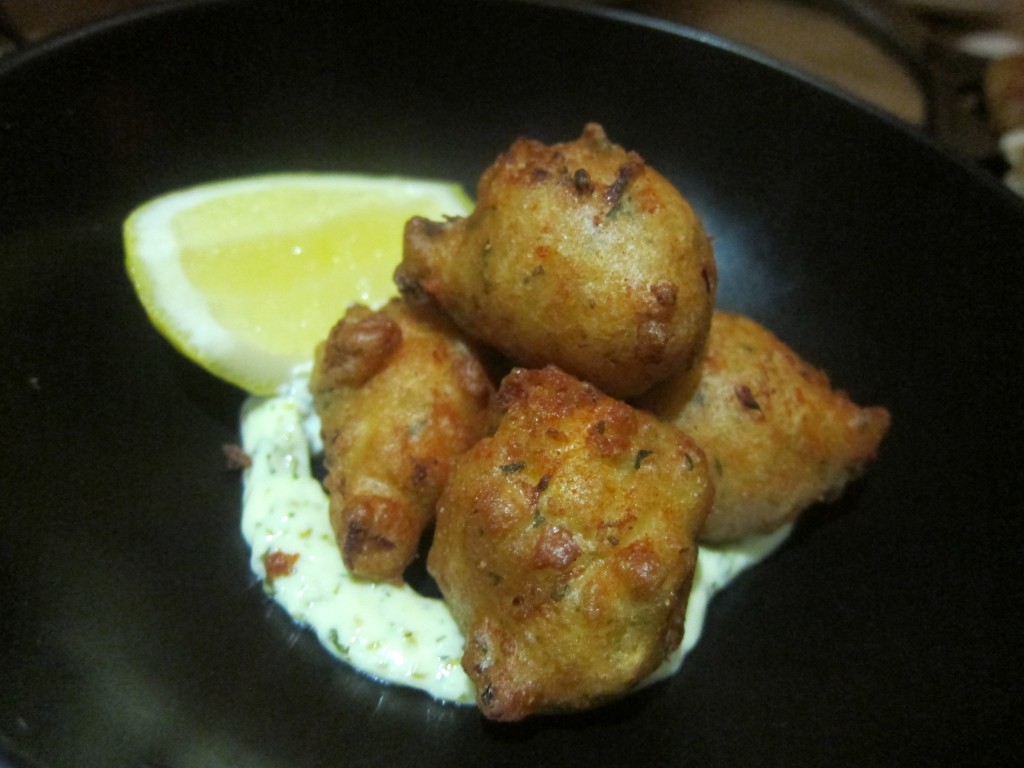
[
  {"xmin": 1, "ymin": 0, "xmax": 1022, "ymax": 188},
  {"xmin": 638, "ymin": 0, "xmax": 928, "ymax": 124},
  {"xmin": 2, "ymin": 0, "xmax": 155, "ymax": 43},
  {"xmin": 2, "ymin": 1, "xmax": 1017, "ymax": 119},
  {"xmin": 631, "ymin": 1, "xmax": 1021, "ymax": 137}
]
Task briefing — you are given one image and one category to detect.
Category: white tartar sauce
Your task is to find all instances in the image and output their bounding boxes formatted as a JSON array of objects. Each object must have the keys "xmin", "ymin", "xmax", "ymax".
[{"xmin": 239, "ymin": 373, "xmax": 791, "ymax": 705}]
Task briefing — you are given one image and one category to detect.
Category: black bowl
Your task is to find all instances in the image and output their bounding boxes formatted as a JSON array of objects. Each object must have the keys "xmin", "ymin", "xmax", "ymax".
[{"xmin": 2, "ymin": 1, "xmax": 1023, "ymax": 766}]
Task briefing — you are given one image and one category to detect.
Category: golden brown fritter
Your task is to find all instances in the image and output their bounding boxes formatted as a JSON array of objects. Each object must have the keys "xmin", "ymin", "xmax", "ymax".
[
  {"xmin": 396, "ymin": 123, "xmax": 717, "ymax": 400},
  {"xmin": 310, "ymin": 298, "xmax": 494, "ymax": 583},
  {"xmin": 428, "ymin": 365, "xmax": 713, "ymax": 721},
  {"xmin": 638, "ymin": 311, "xmax": 891, "ymax": 543}
]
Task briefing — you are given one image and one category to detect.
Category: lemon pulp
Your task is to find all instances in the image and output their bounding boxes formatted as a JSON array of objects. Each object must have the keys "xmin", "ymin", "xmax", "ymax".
[{"xmin": 124, "ymin": 174, "xmax": 471, "ymax": 394}]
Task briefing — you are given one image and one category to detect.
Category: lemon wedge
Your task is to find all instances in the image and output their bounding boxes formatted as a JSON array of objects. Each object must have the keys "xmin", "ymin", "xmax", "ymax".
[{"xmin": 124, "ymin": 173, "xmax": 471, "ymax": 395}]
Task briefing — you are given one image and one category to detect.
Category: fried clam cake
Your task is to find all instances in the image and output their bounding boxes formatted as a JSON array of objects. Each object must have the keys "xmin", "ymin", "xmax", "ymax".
[
  {"xmin": 310, "ymin": 298, "xmax": 494, "ymax": 583},
  {"xmin": 428, "ymin": 365, "xmax": 714, "ymax": 721},
  {"xmin": 637, "ymin": 311, "xmax": 891, "ymax": 543},
  {"xmin": 396, "ymin": 123, "xmax": 717, "ymax": 400}
]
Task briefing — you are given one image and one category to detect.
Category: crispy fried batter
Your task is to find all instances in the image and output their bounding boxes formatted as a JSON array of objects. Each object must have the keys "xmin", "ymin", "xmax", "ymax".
[
  {"xmin": 310, "ymin": 298, "xmax": 494, "ymax": 583},
  {"xmin": 428, "ymin": 365, "xmax": 713, "ymax": 720},
  {"xmin": 638, "ymin": 311, "xmax": 891, "ymax": 543},
  {"xmin": 396, "ymin": 123, "xmax": 717, "ymax": 399}
]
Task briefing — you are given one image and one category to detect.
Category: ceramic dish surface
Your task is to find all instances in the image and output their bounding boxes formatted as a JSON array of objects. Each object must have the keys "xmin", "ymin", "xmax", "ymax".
[{"xmin": 1, "ymin": 1, "xmax": 1023, "ymax": 766}]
